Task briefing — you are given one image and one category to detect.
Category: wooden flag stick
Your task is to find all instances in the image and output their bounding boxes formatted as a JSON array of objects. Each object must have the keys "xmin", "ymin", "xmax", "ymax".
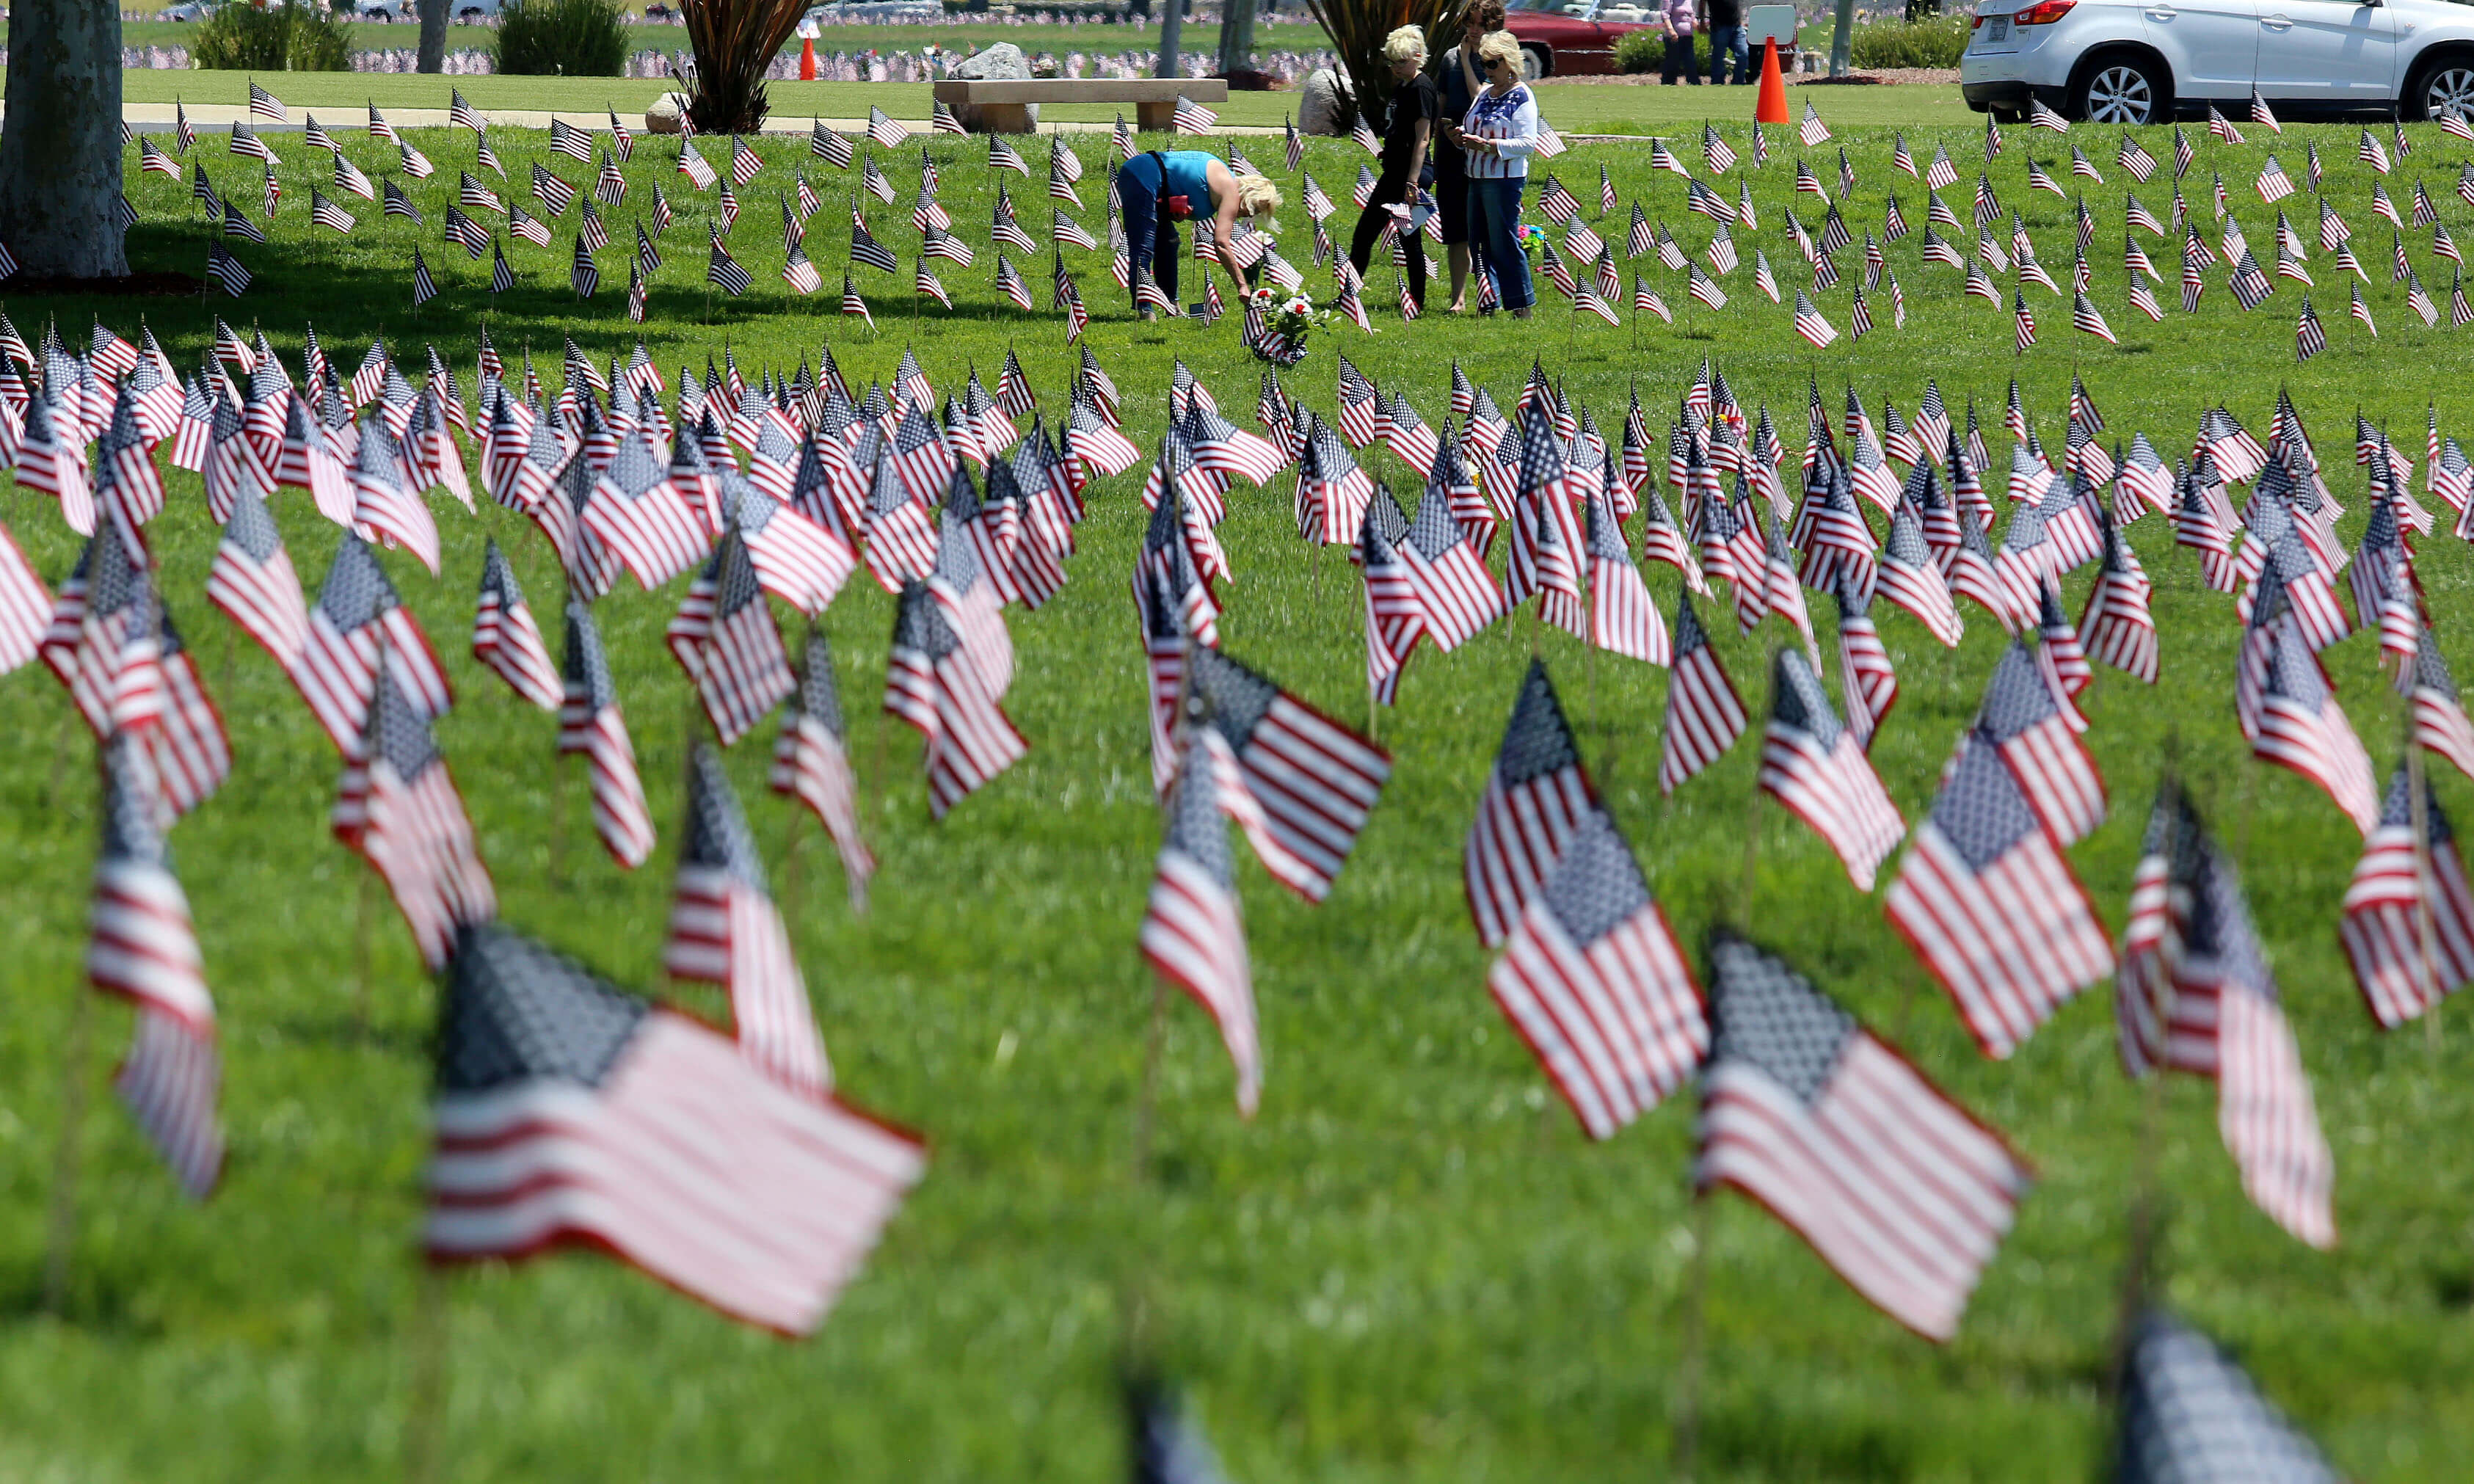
[
  {"xmin": 404, "ymin": 1263, "xmax": 451, "ymax": 1484},
  {"xmin": 1669, "ymin": 1191, "xmax": 1715, "ymax": 1483},
  {"xmin": 356, "ymin": 866, "xmax": 377, "ymax": 1035},
  {"xmin": 43, "ymin": 972, "xmax": 95, "ymax": 1317},
  {"xmin": 545, "ymin": 753, "xmax": 569, "ymax": 891},
  {"xmin": 2404, "ymin": 708, "xmax": 2446, "ymax": 1055}
]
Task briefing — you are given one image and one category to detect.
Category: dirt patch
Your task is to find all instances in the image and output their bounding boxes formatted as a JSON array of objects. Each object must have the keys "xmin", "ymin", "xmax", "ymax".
[{"xmin": 6, "ymin": 271, "xmax": 208, "ymax": 297}]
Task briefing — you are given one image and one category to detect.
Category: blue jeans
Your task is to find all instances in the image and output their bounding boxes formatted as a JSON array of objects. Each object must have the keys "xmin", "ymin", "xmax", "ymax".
[
  {"xmin": 1708, "ymin": 24, "xmax": 1749, "ymax": 84},
  {"xmin": 1113, "ymin": 156, "xmax": 1179, "ymax": 308},
  {"xmin": 1662, "ymin": 30, "xmax": 1700, "ymax": 84},
  {"xmin": 1468, "ymin": 177, "xmax": 1532, "ymax": 311}
]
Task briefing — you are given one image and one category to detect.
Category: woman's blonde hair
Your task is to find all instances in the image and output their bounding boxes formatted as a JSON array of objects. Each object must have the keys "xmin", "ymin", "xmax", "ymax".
[
  {"xmin": 1475, "ymin": 29, "xmax": 1522, "ymax": 76},
  {"xmin": 1383, "ymin": 24, "xmax": 1428, "ymax": 64},
  {"xmin": 1232, "ymin": 173, "xmax": 1284, "ymax": 221}
]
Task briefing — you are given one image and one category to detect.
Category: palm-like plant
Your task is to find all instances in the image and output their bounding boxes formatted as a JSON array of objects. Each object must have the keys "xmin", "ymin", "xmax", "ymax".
[
  {"xmin": 680, "ymin": 0, "xmax": 809, "ymax": 135},
  {"xmin": 1303, "ymin": 0, "xmax": 1472, "ymax": 129}
]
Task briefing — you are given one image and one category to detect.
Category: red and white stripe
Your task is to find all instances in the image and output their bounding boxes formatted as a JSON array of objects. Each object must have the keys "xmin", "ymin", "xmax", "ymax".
[
  {"xmin": 1696, "ymin": 1032, "xmax": 2027, "ymax": 1342},
  {"xmin": 426, "ymin": 1010, "xmax": 926, "ymax": 1336},
  {"xmin": 771, "ymin": 716, "xmax": 874, "ymax": 912},
  {"xmin": 2340, "ymin": 810, "xmax": 2474, "ymax": 1029},
  {"xmin": 1761, "ymin": 724, "xmax": 1906, "ymax": 892},
  {"xmin": 666, "ymin": 870, "xmax": 831, "ymax": 1098},
  {"xmin": 1490, "ymin": 890, "xmax": 1703, "ymax": 1141},
  {"xmin": 559, "ymin": 700, "xmax": 655, "ymax": 870},
  {"xmin": 1140, "ymin": 840, "xmax": 1260, "ymax": 1117}
]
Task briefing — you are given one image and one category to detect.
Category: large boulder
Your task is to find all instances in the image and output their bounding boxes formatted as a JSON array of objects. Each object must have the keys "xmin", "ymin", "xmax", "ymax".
[
  {"xmin": 951, "ymin": 41, "xmax": 1038, "ymax": 127},
  {"xmin": 1296, "ymin": 66, "xmax": 1351, "ymax": 136},
  {"xmin": 645, "ymin": 92, "xmax": 689, "ymax": 134}
]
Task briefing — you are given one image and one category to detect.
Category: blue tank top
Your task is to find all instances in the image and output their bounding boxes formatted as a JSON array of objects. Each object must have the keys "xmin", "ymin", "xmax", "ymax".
[{"xmin": 1154, "ymin": 150, "xmax": 1214, "ymax": 220}]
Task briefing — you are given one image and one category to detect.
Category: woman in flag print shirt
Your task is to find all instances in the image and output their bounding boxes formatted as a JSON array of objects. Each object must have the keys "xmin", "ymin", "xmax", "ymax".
[{"xmin": 1441, "ymin": 31, "xmax": 1541, "ymax": 318}]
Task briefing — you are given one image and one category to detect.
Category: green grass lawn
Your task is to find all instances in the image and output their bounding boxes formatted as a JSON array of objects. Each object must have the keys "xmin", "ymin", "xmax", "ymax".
[
  {"xmin": 1, "ymin": 113, "xmax": 2470, "ymax": 1483},
  {"xmin": 95, "ymin": 68, "xmax": 1973, "ymax": 133}
]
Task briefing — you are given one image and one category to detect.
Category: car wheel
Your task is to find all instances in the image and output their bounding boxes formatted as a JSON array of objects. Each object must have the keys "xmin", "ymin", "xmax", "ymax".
[
  {"xmin": 2420, "ymin": 60, "xmax": 2474, "ymax": 122},
  {"xmin": 2076, "ymin": 57, "xmax": 2164, "ymax": 125},
  {"xmin": 1520, "ymin": 44, "xmax": 1548, "ymax": 81}
]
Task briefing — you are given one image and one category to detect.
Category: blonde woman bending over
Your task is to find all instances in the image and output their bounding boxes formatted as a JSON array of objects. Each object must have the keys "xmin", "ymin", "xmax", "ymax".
[{"xmin": 1110, "ymin": 150, "xmax": 1284, "ymax": 314}]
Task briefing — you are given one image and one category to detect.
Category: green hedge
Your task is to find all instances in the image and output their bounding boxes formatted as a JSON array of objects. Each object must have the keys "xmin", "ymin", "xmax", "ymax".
[
  {"xmin": 190, "ymin": 0, "xmax": 352, "ymax": 71},
  {"xmin": 1847, "ymin": 13, "xmax": 1971, "ymax": 68},
  {"xmin": 494, "ymin": 0, "xmax": 631, "ymax": 77}
]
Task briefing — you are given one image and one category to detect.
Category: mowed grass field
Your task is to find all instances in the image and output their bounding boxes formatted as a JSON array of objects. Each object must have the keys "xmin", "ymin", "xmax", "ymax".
[{"xmin": 1, "ymin": 106, "xmax": 2471, "ymax": 1483}]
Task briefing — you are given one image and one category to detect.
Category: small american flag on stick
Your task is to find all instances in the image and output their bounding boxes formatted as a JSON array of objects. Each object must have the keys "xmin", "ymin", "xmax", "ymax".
[
  {"xmin": 1696, "ymin": 931, "xmax": 2030, "ymax": 1341},
  {"xmin": 424, "ymin": 923, "xmax": 924, "ymax": 1336}
]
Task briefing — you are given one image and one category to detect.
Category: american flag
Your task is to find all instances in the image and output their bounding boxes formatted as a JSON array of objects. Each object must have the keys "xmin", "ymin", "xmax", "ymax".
[
  {"xmin": 677, "ymin": 137, "xmax": 719, "ymax": 189},
  {"xmin": 2254, "ymin": 625, "xmax": 2379, "ymax": 835},
  {"xmin": 348, "ymin": 418, "xmax": 442, "ymax": 577},
  {"xmin": 400, "ymin": 139, "xmax": 435, "ymax": 178},
  {"xmin": 471, "ymin": 538, "xmax": 561, "ymax": 710},
  {"xmin": 1800, "ymin": 101, "xmax": 1831, "ymax": 147},
  {"xmin": 1791, "ymin": 290, "xmax": 1838, "ymax": 348},
  {"xmin": 1492, "ymin": 807, "xmax": 1706, "ymax": 1140},
  {"xmin": 2029, "ymin": 95, "xmax": 2069, "ymax": 132},
  {"xmin": 771, "ymin": 629, "xmax": 873, "ymax": 912},
  {"xmin": 533, "ymin": 161, "xmax": 578, "ymax": 217},
  {"xmin": 707, "ymin": 236, "xmax": 752, "ymax": 296},
  {"xmin": 885, "ymin": 578, "xmax": 1027, "ymax": 818},
  {"xmin": 1181, "ymin": 644, "xmax": 1389, "ymax": 903},
  {"xmin": 2340, "ymin": 763, "xmax": 2474, "ymax": 1030},
  {"xmin": 2114, "ymin": 1311, "xmax": 2340, "ymax": 1482},
  {"xmin": 557, "ymin": 601, "xmax": 653, "ymax": 869},
  {"xmin": 1705, "ymin": 123, "xmax": 1737, "ymax": 175},
  {"xmin": 1394, "ymin": 477, "xmax": 1498, "ymax": 650},
  {"xmin": 1173, "ymin": 94, "xmax": 1220, "ymax": 134},
  {"xmin": 850, "ymin": 214, "xmax": 899, "ymax": 273},
  {"xmin": 291, "ymin": 532, "xmax": 451, "ymax": 756},
  {"xmin": 666, "ymin": 531, "xmax": 796, "ymax": 746},
  {"xmin": 1973, "ymin": 639, "xmax": 2103, "ymax": 845},
  {"xmin": 0, "ymin": 522, "xmax": 51, "ymax": 677},
  {"xmin": 1696, "ymin": 932, "xmax": 2030, "ymax": 1341},
  {"xmin": 666, "ymin": 743, "xmax": 830, "ymax": 1097},
  {"xmin": 1885, "ymin": 731, "xmax": 2112, "ymax": 1059},
  {"xmin": 450, "ymin": 90, "xmax": 486, "ymax": 133},
  {"xmin": 1584, "ymin": 490, "xmax": 1667, "ymax": 663},
  {"xmin": 812, "ymin": 118, "xmax": 853, "ymax": 167},
  {"xmin": 1143, "ymin": 734, "xmax": 1263, "ymax": 1114},
  {"xmin": 1659, "ymin": 590, "xmax": 1747, "ymax": 795},
  {"xmin": 2079, "ymin": 508, "xmax": 2158, "ymax": 683},
  {"xmin": 424, "ymin": 922, "xmax": 925, "ymax": 1336},
  {"xmin": 2409, "ymin": 628, "xmax": 2474, "ymax": 782},
  {"xmin": 1760, "ymin": 647, "xmax": 1904, "ymax": 892},
  {"xmin": 331, "ymin": 663, "xmax": 494, "ymax": 971},
  {"xmin": 583, "ymin": 431, "xmax": 709, "ymax": 589},
  {"xmin": 89, "ymin": 737, "xmax": 223, "ymax": 1198},
  {"xmin": 2114, "ymin": 778, "xmax": 2335, "ymax": 1247},
  {"xmin": 867, "ymin": 106, "xmax": 909, "ymax": 148},
  {"xmin": 1466, "ymin": 661, "xmax": 1596, "ymax": 947}
]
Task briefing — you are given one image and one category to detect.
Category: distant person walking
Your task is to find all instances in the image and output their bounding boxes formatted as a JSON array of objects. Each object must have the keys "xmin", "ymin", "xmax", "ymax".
[
  {"xmin": 1704, "ymin": 0, "xmax": 1750, "ymax": 84},
  {"xmin": 1441, "ymin": 30, "xmax": 1540, "ymax": 318},
  {"xmin": 1433, "ymin": 0, "xmax": 1507, "ymax": 313},
  {"xmin": 1348, "ymin": 26, "xmax": 1441, "ymax": 314}
]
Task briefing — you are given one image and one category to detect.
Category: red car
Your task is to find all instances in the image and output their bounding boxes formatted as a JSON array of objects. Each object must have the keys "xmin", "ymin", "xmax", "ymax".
[{"xmin": 1503, "ymin": 0, "xmax": 1658, "ymax": 79}]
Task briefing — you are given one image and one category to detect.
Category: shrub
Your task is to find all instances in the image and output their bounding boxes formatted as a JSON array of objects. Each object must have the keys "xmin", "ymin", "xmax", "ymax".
[
  {"xmin": 191, "ymin": 1, "xmax": 354, "ymax": 71},
  {"xmin": 494, "ymin": 0, "xmax": 630, "ymax": 77},
  {"xmin": 1847, "ymin": 13, "xmax": 1971, "ymax": 69},
  {"xmin": 1612, "ymin": 28, "xmax": 1712, "ymax": 74}
]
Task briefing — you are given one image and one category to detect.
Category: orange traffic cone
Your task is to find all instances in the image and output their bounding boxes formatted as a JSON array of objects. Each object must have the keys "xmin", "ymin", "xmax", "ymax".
[
  {"xmin": 1754, "ymin": 37, "xmax": 1789, "ymax": 125},
  {"xmin": 800, "ymin": 36, "xmax": 818, "ymax": 81}
]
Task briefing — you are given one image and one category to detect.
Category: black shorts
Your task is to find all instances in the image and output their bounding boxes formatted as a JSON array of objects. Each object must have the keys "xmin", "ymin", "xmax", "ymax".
[{"xmin": 1434, "ymin": 157, "xmax": 1469, "ymax": 246}]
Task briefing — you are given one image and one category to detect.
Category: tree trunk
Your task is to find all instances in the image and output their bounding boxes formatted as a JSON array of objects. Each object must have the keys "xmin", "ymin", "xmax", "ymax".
[
  {"xmin": 1829, "ymin": 0, "xmax": 1855, "ymax": 76},
  {"xmin": 1215, "ymin": 0, "xmax": 1255, "ymax": 76},
  {"xmin": 417, "ymin": 0, "xmax": 450, "ymax": 73},
  {"xmin": 1156, "ymin": 0, "xmax": 1184, "ymax": 80},
  {"xmin": 0, "ymin": 0, "xmax": 128, "ymax": 280}
]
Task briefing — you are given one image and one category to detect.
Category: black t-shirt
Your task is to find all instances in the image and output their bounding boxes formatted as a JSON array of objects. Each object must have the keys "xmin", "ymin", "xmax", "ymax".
[
  {"xmin": 1706, "ymin": 0, "xmax": 1742, "ymax": 26},
  {"xmin": 1383, "ymin": 73, "xmax": 1440, "ymax": 176}
]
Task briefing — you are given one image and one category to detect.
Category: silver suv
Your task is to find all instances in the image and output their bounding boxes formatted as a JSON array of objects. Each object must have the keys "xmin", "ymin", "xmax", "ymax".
[{"xmin": 1961, "ymin": 0, "xmax": 2474, "ymax": 123}]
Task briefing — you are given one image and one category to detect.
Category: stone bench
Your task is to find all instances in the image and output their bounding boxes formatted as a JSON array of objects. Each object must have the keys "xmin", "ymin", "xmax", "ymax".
[{"xmin": 930, "ymin": 78, "xmax": 1231, "ymax": 135}]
